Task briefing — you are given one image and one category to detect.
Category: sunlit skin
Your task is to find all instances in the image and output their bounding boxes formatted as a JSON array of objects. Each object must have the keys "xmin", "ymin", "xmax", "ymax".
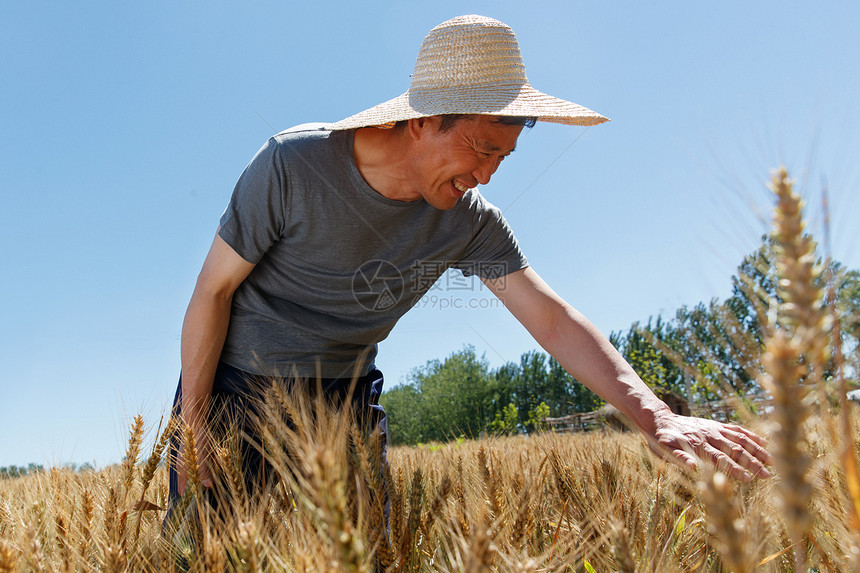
[{"xmin": 353, "ymin": 115, "xmax": 523, "ymax": 210}]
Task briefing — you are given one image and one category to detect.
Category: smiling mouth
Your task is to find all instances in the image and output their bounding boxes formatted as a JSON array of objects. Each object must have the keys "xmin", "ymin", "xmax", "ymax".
[{"xmin": 452, "ymin": 179, "xmax": 471, "ymax": 194}]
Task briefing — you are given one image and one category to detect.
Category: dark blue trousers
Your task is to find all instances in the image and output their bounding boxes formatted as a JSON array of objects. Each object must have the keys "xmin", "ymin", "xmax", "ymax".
[{"xmin": 165, "ymin": 361, "xmax": 388, "ymax": 520}]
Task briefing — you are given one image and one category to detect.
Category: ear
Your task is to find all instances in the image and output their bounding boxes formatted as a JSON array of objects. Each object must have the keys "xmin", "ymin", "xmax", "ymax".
[{"xmin": 407, "ymin": 116, "xmax": 440, "ymax": 140}]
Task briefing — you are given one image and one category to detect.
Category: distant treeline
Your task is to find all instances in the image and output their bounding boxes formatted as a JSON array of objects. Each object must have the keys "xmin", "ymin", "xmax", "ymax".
[
  {"xmin": 1, "ymin": 463, "xmax": 44, "ymax": 479},
  {"xmin": 381, "ymin": 237, "xmax": 860, "ymax": 445},
  {"xmin": 0, "ymin": 462, "xmax": 96, "ymax": 479}
]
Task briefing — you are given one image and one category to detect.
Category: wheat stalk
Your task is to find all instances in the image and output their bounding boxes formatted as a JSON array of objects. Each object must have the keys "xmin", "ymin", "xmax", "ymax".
[
  {"xmin": 181, "ymin": 424, "xmax": 203, "ymax": 501},
  {"xmin": 54, "ymin": 512, "xmax": 72, "ymax": 573},
  {"xmin": 78, "ymin": 488, "xmax": 94, "ymax": 563},
  {"xmin": 609, "ymin": 517, "xmax": 637, "ymax": 573},
  {"xmin": 700, "ymin": 470, "xmax": 749, "ymax": 573},
  {"xmin": 762, "ymin": 166, "xmax": 823, "ymax": 571},
  {"xmin": 0, "ymin": 495, "xmax": 11, "ymax": 538},
  {"xmin": 120, "ymin": 415, "xmax": 145, "ymax": 506},
  {"xmin": 24, "ymin": 525, "xmax": 46, "ymax": 573}
]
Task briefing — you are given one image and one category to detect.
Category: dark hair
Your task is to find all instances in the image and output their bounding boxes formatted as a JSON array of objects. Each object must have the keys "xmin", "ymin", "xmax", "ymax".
[
  {"xmin": 392, "ymin": 114, "xmax": 537, "ymax": 132},
  {"xmin": 438, "ymin": 114, "xmax": 537, "ymax": 132}
]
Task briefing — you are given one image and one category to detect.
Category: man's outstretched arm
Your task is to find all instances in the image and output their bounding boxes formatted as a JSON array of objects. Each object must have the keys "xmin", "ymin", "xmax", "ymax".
[{"xmin": 482, "ymin": 266, "xmax": 773, "ymax": 481}]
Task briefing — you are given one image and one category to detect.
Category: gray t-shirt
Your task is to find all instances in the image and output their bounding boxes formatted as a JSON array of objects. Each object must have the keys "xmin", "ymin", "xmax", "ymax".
[{"xmin": 218, "ymin": 125, "xmax": 528, "ymax": 378}]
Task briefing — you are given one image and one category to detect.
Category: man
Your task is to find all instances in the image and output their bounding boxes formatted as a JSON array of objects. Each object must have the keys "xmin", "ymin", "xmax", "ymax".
[{"xmin": 170, "ymin": 14, "xmax": 771, "ymax": 508}]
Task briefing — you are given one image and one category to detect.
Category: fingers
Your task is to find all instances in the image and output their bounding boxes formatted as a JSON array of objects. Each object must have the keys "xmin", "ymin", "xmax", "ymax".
[
  {"xmin": 660, "ymin": 440, "xmax": 755, "ymax": 482},
  {"xmin": 704, "ymin": 442, "xmax": 769, "ymax": 482},
  {"xmin": 652, "ymin": 417, "xmax": 773, "ymax": 482},
  {"xmin": 697, "ymin": 444, "xmax": 747, "ymax": 481},
  {"xmin": 666, "ymin": 448, "xmax": 700, "ymax": 473},
  {"xmin": 722, "ymin": 423, "xmax": 771, "ymax": 450},
  {"xmin": 698, "ymin": 428, "xmax": 772, "ymax": 481},
  {"xmin": 199, "ymin": 462, "xmax": 214, "ymax": 489},
  {"xmin": 178, "ymin": 464, "xmax": 214, "ymax": 492},
  {"xmin": 721, "ymin": 427, "xmax": 775, "ymax": 466}
]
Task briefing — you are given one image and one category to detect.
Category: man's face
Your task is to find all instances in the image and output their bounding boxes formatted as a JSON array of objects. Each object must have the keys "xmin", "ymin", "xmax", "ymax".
[{"xmin": 409, "ymin": 115, "xmax": 524, "ymax": 210}]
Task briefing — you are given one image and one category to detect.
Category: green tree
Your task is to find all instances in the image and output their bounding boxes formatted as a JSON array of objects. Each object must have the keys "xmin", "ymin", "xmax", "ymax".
[
  {"xmin": 489, "ymin": 361, "xmax": 519, "ymax": 421},
  {"xmin": 488, "ymin": 402, "xmax": 519, "ymax": 435},
  {"xmin": 836, "ymin": 268, "xmax": 860, "ymax": 367},
  {"xmin": 491, "ymin": 351, "xmax": 602, "ymax": 430},
  {"xmin": 527, "ymin": 401, "xmax": 551, "ymax": 431},
  {"xmin": 380, "ymin": 346, "xmax": 497, "ymax": 445},
  {"xmin": 512, "ymin": 350, "xmax": 550, "ymax": 425},
  {"xmin": 380, "ymin": 384, "xmax": 426, "ymax": 445},
  {"xmin": 613, "ymin": 318, "xmax": 676, "ymax": 392}
]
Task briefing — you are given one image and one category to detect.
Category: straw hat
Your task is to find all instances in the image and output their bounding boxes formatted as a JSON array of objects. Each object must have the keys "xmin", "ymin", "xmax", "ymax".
[{"xmin": 325, "ymin": 15, "xmax": 609, "ymax": 130}]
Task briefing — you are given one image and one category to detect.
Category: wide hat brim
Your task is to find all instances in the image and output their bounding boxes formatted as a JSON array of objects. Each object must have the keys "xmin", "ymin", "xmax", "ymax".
[
  {"xmin": 325, "ymin": 15, "xmax": 609, "ymax": 130},
  {"xmin": 325, "ymin": 84, "xmax": 609, "ymax": 130}
]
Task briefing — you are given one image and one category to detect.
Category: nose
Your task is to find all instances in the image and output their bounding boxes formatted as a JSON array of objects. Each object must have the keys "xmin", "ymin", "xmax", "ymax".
[{"xmin": 472, "ymin": 157, "xmax": 500, "ymax": 186}]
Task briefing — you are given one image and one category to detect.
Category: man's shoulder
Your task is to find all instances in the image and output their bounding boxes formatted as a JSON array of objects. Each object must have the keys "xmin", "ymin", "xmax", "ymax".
[
  {"xmin": 279, "ymin": 122, "xmax": 330, "ymax": 135},
  {"xmin": 261, "ymin": 123, "xmax": 350, "ymax": 164},
  {"xmin": 270, "ymin": 123, "xmax": 332, "ymax": 145},
  {"xmin": 459, "ymin": 189, "xmax": 505, "ymax": 220}
]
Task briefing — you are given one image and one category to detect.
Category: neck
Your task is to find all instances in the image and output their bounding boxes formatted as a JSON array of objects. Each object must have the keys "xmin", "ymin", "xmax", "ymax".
[{"xmin": 352, "ymin": 127, "xmax": 420, "ymax": 202}]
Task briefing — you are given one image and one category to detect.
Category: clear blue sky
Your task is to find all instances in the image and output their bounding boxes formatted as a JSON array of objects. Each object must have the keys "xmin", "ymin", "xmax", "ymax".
[{"xmin": 2, "ymin": 1, "xmax": 858, "ymax": 467}]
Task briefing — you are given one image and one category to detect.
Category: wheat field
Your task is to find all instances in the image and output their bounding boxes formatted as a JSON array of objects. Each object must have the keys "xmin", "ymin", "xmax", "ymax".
[{"xmin": 1, "ymin": 168, "xmax": 858, "ymax": 572}]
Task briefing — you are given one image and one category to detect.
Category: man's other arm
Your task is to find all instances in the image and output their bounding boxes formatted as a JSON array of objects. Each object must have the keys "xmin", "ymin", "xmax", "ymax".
[
  {"xmin": 482, "ymin": 266, "xmax": 772, "ymax": 481},
  {"xmin": 177, "ymin": 231, "xmax": 255, "ymax": 491}
]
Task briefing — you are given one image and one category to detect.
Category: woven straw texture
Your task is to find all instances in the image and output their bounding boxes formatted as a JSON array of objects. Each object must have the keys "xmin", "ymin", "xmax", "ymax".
[{"xmin": 326, "ymin": 15, "xmax": 608, "ymax": 130}]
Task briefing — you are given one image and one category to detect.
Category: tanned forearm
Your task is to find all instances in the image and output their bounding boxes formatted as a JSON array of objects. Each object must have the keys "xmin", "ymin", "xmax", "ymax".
[
  {"xmin": 175, "ymin": 285, "xmax": 234, "ymax": 491},
  {"xmin": 175, "ymin": 233, "xmax": 256, "ymax": 491},
  {"xmin": 487, "ymin": 268, "xmax": 672, "ymax": 435},
  {"xmin": 179, "ymin": 285, "xmax": 234, "ymax": 430},
  {"xmin": 536, "ymin": 301, "xmax": 672, "ymax": 436}
]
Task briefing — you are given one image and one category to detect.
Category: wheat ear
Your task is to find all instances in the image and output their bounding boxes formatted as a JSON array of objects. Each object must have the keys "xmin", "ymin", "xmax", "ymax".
[
  {"xmin": 78, "ymin": 488, "xmax": 94, "ymax": 562},
  {"xmin": 700, "ymin": 470, "xmax": 749, "ymax": 573},
  {"xmin": 24, "ymin": 525, "xmax": 46, "ymax": 573},
  {"xmin": 420, "ymin": 474, "xmax": 452, "ymax": 543},
  {"xmin": 131, "ymin": 415, "xmax": 175, "ymax": 551},
  {"xmin": 387, "ymin": 464, "xmax": 405, "ymax": 558},
  {"xmin": 181, "ymin": 424, "xmax": 203, "ymax": 501},
  {"xmin": 609, "ymin": 517, "xmax": 637, "ymax": 573},
  {"xmin": 55, "ymin": 512, "xmax": 72, "ymax": 573},
  {"xmin": 0, "ymin": 540, "xmax": 16, "ymax": 573},
  {"xmin": 0, "ymin": 495, "xmax": 11, "ymax": 538},
  {"xmin": 764, "ymin": 166, "xmax": 822, "ymax": 570},
  {"xmin": 478, "ymin": 446, "xmax": 505, "ymax": 525},
  {"xmin": 218, "ymin": 445, "xmax": 248, "ymax": 515},
  {"xmin": 120, "ymin": 415, "xmax": 145, "ymax": 506}
]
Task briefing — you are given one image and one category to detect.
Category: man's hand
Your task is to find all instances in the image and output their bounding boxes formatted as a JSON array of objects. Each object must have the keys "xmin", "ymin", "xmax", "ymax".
[{"xmin": 648, "ymin": 412, "xmax": 773, "ymax": 481}]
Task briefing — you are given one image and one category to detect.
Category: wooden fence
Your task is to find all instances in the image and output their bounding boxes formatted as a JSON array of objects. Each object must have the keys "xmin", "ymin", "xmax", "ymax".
[{"xmin": 544, "ymin": 394, "xmax": 773, "ymax": 433}]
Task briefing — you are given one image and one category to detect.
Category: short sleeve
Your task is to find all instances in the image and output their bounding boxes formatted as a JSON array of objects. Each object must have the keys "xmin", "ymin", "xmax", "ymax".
[
  {"xmin": 452, "ymin": 197, "xmax": 529, "ymax": 279},
  {"xmin": 218, "ymin": 138, "xmax": 288, "ymax": 264}
]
